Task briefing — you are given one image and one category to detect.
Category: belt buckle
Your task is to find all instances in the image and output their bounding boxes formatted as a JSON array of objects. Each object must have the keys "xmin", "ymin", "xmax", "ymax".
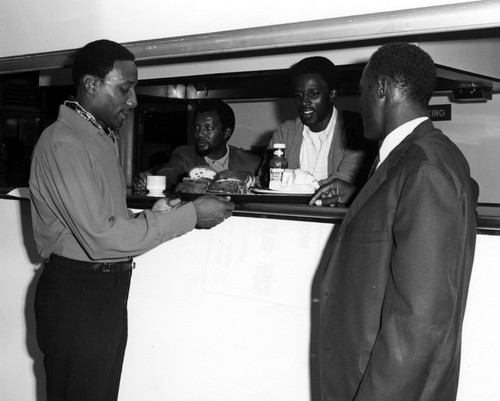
[
  {"xmin": 94, "ymin": 263, "xmax": 113, "ymax": 273},
  {"xmin": 101, "ymin": 263, "xmax": 113, "ymax": 273}
]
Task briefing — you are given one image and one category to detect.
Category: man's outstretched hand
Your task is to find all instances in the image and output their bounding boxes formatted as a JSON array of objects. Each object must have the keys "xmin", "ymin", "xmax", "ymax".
[
  {"xmin": 309, "ymin": 178, "xmax": 357, "ymax": 207},
  {"xmin": 193, "ymin": 195, "xmax": 234, "ymax": 229}
]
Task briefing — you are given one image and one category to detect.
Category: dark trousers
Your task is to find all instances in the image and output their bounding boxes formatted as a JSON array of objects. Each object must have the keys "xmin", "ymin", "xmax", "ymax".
[{"xmin": 35, "ymin": 257, "xmax": 132, "ymax": 401}]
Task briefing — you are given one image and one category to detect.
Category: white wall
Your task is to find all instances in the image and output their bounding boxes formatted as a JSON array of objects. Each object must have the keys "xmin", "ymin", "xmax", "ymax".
[
  {"xmin": 0, "ymin": 0, "xmax": 476, "ymax": 58},
  {"xmin": 458, "ymin": 233, "xmax": 500, "ymax": 401},
  {"xmin": 0, "ymin": 197, "xmax": 44, "ymax": 401},
  {"xmin": 430, "ymin": 95, "xmax": 500, "ymax": 204},
  {"xmin": 227, "ymin": 99, "xmax": 296, "ymax": 150},
  {"xmin": 121, "ymin": 215, "xmax": 334, "ymax": 401}
]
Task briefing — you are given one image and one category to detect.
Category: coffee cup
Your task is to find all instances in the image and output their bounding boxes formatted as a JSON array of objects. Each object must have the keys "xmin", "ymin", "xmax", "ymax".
[{"xmin": 146, "ymin": 175, "xmax": 166, "ymax": 197}]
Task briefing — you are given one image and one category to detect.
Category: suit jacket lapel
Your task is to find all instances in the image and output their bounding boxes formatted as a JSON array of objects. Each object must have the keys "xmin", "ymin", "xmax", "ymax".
[
  {"xmin": 338, "ymin": 120, "xmax": 434, "ymax": 233},
  {"xmin": 338, "ymin": 157, "xmax": 389, "ymax": 233}
]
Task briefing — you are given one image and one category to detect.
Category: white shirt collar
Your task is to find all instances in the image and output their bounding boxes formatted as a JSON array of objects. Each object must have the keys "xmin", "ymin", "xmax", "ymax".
[
  {"xmin": 378, "ymin": 117, "xmax": 429, "ymax": 168},
  {"xmin": 302, "ymin": 107, "xmax": 337, "ymax": 137}
]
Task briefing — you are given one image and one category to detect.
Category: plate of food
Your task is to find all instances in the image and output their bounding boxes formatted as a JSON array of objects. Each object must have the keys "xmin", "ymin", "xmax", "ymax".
[
  {"xmin": 175, "ymin": 167, "xmax": 259, "ymax": 201},
  {"xmin": 175, "ymin": 166, "xmax": 318, "ymax": 204}
]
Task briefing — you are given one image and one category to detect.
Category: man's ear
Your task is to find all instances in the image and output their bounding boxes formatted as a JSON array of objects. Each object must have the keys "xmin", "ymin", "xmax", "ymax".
[
  {"xmin": 329, "ymin": 89, "xmax": 337, "ymax": 104},
  {"xmin": 376, "ymin": 77, "xmax": 388, "ymax": 99},
  {"xmin": 223, "ymin": 127, "xmax": 233, "ymax": 141},
  {"xmin": 377, "ymin": 75, "xmax": 399, "ymax": 100},
  {"xmin": 82, "ymin": 75, "xmax": 98, "ymax": 95}
]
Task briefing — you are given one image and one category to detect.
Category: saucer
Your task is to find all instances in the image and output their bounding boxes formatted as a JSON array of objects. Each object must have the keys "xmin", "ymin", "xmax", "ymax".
[{"xmin": 147, "ymin": 191, "xmax": 165, "ymax": 197}]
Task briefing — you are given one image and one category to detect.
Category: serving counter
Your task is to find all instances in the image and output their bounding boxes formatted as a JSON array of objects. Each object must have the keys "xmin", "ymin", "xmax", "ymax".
[
  {"xmin": 1, "ymin": 191, "xmax": 500, "ymax": 401},
  {"xmin": 128, "ymin": 191, "xmax": 500, "ymax": 234}
]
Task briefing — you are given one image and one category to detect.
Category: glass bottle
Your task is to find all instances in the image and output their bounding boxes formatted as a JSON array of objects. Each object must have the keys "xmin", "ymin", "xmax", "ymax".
[{"xmin": 269, "ymin": 143, "xmax": 288, "ymax": 190}]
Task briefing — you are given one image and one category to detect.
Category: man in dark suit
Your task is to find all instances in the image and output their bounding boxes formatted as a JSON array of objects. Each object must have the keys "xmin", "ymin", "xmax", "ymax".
[
  {"xmin": 316, "ymin": 43, "xmax": 478, "ymax": 400},
  {"xmin": 134, "ymin": 99, "xmax": 261, "ymax": 190}
]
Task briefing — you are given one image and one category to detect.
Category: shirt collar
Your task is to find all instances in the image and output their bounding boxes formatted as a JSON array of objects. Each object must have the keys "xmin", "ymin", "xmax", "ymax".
[
  {"xmin": 204, "ymin": 143, "xmax": 230, "ymax": 169},
  {"xmin": 64, "ymin": 97, "xmax": 116, "ymax": 141},
  {"xmin": 378, "ymin": 117, "xmax": 428, "ymax": 167},
  {"xmin": 303, "ymin": 106, "xmax": 337, "ymax": 137}
]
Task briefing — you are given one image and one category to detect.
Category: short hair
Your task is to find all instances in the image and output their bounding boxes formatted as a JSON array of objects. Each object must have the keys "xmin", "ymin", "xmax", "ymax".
[
  {"xmin": 290, "ymin": 56, "xmax": 339, "ymax": 91},
  {"xmin": 194, "ymin": 99, "xmax": 235, "ymax": 132},
  {"xmin": 364, "ymin": 43, "xmax": 436, "ymax": 108},
  {"xmin": 72, "ymin": 39, "xmax": 135, "ymax": 88}
]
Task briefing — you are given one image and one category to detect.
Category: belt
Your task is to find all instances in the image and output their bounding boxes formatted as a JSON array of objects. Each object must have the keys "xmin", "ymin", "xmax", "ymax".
[{"xmin": 49, "ymin": 254, "xmax": 135, "ymax": 273}]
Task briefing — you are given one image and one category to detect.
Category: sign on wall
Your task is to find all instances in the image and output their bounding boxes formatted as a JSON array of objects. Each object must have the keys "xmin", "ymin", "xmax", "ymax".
[{"xmin": 428, "ymin": 104, "xmax": 451, "ymax": 121}]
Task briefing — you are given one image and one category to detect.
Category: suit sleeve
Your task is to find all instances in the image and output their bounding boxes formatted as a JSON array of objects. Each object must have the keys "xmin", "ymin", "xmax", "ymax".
[
  {"xmin": 324, "ymin": 147, "xmax": 366, "ymax": 185},
  {"xmin": 324, "ymin": 115, "xmax": 369, "ymax": 185},
  {"xmin": 229, "ymin": 148, "xmax": 261, "ymax": 175},
  {"xmin": 269, "ymin": 125, "xmax": 283, "ymax": 145},
  {"xmin": 155, "ymin": 147, "xmax": 193, "ymax": 188},
  {"xmin": 355, "ymin": 162, "xmax": 466, "ymax": 400}
]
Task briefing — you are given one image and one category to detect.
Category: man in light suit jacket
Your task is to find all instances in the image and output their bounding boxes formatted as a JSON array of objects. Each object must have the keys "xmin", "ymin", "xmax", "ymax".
[
  {"xmin": 316, "ymin": 43, "xmax": 478, "ymax": 401},
  {"xmin": 260, "ymin": 56, "xmax": 376, "ymax": 198},
  {"xmin": 134, "ymin": 99, "xmax": 261, "ymax": 190}
]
